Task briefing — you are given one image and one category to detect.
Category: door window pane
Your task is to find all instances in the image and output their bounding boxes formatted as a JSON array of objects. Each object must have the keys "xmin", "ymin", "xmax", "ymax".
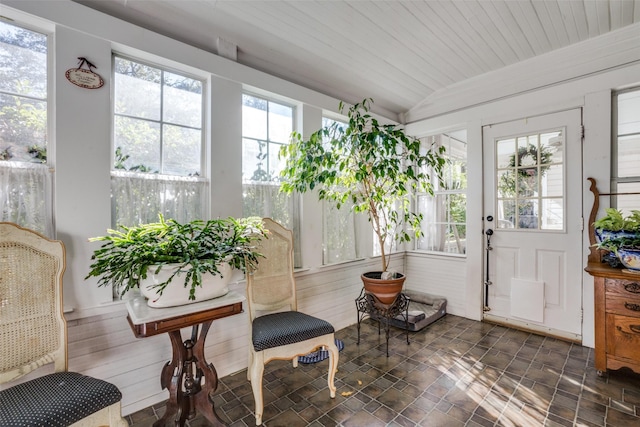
[{"xmin": 495, "ymin": 129, "xmax": 564, "ymax": 231}]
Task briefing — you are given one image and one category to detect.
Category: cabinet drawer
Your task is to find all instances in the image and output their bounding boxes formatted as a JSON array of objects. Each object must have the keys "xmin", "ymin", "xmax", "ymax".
[
  {"xmin": 606, "ymin": 294, "xmax": 640, "ymax": 318},
  {"xmin": 606, "ymin": 313, "xmax": 640, "ymax": 361},
  {"xmin": 605, "ymin": 278, "xmax": 640, "ymax": 297},
  {"xmin": 605, "ymin": 279, "xmax": 640, "ymax": 319}
]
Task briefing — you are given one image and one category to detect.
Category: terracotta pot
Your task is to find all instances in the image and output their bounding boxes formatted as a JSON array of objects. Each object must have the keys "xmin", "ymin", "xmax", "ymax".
[{"xmin": 360, "ymin": 271, "xmax": 406, "ymax": 307}]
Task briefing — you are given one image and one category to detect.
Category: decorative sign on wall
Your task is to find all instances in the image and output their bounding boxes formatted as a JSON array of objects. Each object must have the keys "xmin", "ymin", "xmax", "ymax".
[{"xmin": 65, "ymin": 57, "xmax": 104, "ymax": 89}]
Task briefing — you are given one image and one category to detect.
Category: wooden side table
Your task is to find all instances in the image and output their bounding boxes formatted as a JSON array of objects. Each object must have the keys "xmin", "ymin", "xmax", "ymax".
[{"xmin": 126, "ymin": 291, "xmax": 245, "ymax": 427}]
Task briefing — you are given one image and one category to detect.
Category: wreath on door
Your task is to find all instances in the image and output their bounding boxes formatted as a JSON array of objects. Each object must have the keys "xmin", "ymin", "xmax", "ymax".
[{"xmin": 498, "ymin": 144, "xmax": 553, "ymax": 197}]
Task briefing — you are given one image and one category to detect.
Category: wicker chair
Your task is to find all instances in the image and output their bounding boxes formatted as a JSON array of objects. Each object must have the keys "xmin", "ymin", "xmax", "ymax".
[
  {"xmin": 0, "ymin": 222, "xmax": 128, "ymax": 427},
  {"xmin": 246, "ymin": 218, "xmax": 339, "ymax": 425}
]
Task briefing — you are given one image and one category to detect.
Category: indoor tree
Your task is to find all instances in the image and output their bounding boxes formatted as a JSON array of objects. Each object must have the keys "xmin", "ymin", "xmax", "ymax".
[{"xmin": 279, "ymin": 99, "xmax": 446, "ymax": 274}]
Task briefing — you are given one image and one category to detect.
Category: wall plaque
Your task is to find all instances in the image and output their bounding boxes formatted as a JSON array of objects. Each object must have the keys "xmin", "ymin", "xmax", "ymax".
[{"xmin": 65, "ymin": 57, "xmax": 104, "ymax": 89}]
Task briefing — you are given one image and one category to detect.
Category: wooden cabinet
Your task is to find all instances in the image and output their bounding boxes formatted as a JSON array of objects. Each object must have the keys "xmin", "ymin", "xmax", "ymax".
[{"xmin": 586, "ymin": 263, "xmax": 640, "ymax": 375}]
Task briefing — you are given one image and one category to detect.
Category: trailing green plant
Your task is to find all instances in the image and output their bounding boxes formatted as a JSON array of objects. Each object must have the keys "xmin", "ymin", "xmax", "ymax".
[
  {"xmin": 593, "ymin": 208, "xmax": 640, "ymax": 232},
  {"xmin": 279, "ymin": 98, "xmax": 446, "ymax": 272},
  {"xmin": 86, "ymin": 215, "xmax": 267, "ymax": 300}
]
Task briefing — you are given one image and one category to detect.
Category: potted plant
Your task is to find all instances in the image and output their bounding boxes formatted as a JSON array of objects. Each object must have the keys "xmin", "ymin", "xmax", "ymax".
[
  {"xmin": 86, "ymin": 215, "xmax": 267, "ymax": 307},
  {"xmin": 279, "ymin": 99, "xmax": 446, "ymax": 305},
  {"xmin": 593, "ymin": 208, "xmax": 640, "ymax": 267}
]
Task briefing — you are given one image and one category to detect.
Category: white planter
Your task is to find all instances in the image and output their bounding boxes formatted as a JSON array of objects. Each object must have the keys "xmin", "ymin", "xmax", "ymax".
[{"xmin": 140, "ymin": 262, "xmax": 232, "ymax": 308}]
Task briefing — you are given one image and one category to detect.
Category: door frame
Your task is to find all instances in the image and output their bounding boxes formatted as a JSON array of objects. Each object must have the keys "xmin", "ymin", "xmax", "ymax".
[{"xmin": 480, "ymin": 109, "xmax": 584, "ymax": 342}]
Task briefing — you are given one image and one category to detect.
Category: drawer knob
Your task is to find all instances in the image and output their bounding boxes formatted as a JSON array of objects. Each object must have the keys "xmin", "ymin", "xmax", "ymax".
[
  {"xmin": 624, "ymin": 302, "xmax": 640, "ymax": 312},
  {"xmin": 624, "ymin": 283, "xmax": 640, "ymax": 293}
]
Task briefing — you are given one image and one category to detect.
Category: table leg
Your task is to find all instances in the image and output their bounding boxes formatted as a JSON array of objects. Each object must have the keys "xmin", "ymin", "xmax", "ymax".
[
  {"xmin": 154, "ymin": 321, "xmax": 225, "ymax": 427},
  {"xmin": 155, "ymin": 330, "xmax": 189, "ymax": 427},
  {"xmin": 191, "ymin": 320, "xmax": 225, "ymax": 426}
]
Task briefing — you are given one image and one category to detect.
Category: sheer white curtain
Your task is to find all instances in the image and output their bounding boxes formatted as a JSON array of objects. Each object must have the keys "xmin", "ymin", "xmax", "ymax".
[
  {"xmin": 242, "ymin": 182, "xmax": 301, "ymax": 266},
  {"xmin": 323, "ymin": 200, "xmax": 358, "ymax": 264},
  {"xmin": 111, "ymin": 170, "xmax": 207, "ymax": 227},
  {"xmin": 0, "ymin": 162, "xmax": 53, "ymax": 237}
]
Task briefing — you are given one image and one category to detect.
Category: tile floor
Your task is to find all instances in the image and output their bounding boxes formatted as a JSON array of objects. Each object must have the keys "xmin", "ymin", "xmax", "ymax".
[{"xmin": 126, "ymin": 314, "xmax": 640, "ymax": 426}]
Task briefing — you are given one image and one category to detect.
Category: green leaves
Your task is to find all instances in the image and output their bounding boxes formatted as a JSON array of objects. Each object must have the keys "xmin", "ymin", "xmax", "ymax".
[
  {"xmin": 279, "ymin": 98, "xmax": 447, "ymax": 272},
  {"xmin": 594, "ymin": 208, "xmax": 640, "ymax": 232},
  {"xmin": 86, "ymin": 215, "xmax": 266, "ymax": 300}
]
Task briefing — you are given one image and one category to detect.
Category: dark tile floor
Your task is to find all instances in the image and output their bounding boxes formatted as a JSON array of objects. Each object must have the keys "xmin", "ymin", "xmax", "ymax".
[{"xmin": 126, "ymin": 315, "xmax": 640, "ymax": 426}]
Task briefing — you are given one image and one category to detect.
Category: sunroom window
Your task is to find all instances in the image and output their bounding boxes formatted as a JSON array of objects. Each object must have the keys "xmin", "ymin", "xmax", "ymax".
[
  {"xmin": 241, "ymin": 93, "xmax": 301, "ymax": 266},
  {"xmin": 416, "ymin": 130, "xmax": 467, "ymax": 254},
  {"xmin": 613, "ymin": 87, "xmax": 640, "ymax": 211},
  {"xmin": 321, "ymin": 117, "xmax": 359, "ymax": 265},
  {"xmin": 111, "ymin": 55, "xmax": 207, "ymax": 227},
  {"xmin": 0, "ymin": 21, "xmax": 52, "ymax": 236}
]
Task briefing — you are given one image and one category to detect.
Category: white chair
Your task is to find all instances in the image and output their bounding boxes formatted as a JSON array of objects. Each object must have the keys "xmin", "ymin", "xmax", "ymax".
[
  {"xmin": 245, "ymin": 218, "xmax": 339, "ymax": 425},
  {"xmin": 0, "ymin": 222, "xmax": 128, "ymax": 427}
]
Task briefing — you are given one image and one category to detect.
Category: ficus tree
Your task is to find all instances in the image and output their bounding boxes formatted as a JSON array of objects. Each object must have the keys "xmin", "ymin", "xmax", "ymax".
[{"xmin": 279, "ymin": 99, "xmax": 447, "ymax": 272}]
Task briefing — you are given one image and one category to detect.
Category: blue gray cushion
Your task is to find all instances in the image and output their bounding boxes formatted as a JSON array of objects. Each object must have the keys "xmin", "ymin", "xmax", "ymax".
[
  {"xmin": 252, "ymin": 311, "xmax": 335, "ymax": 352},
  {"xmin": 0, "ymin": 371, "xmax": 122, "ymax": 427}
]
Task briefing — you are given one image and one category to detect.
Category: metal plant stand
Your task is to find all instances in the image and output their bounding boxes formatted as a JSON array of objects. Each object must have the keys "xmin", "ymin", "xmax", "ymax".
[{"xmin": 355, "ymin": 288, "xmax": 410, "ymax": 356}]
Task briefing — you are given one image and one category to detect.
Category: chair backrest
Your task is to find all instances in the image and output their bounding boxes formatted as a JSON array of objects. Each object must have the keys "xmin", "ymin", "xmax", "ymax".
[
  {"xmin": 0, "ymin": 222, "xmax": 67, "ymax": 384},
  {"xmin": 245, "ymin": 218, "xmax": 297, "ymax": 321}
]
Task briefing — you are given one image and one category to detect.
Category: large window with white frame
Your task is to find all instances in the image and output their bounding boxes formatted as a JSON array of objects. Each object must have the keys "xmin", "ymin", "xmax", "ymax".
[
  {"xmin": 613, "ymin": 87, "xmax": 640, "ymax": 211},
  {"xmin": 0, "ymin": 20, "xmax": 53, "ymax": 236},
  {"xmin": 241, "ymin": 93, "xmax": 301, "ymax": 265},
  {"xmin": 112, "ymin": 55, "xmax": 207, "ymax": 227},
  {"xmin": 321, "ymin": 117, "xmax": 359, "ymax": 264},
  {"xmin": 416, "ymin": 130, "xmax": 467, "ymax": 254}
]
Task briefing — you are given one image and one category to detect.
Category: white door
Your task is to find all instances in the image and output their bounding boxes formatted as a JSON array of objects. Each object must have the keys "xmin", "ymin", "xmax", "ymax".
[{"xmin": 482, "ymin": 109, "xmax": 583, "ymax": 341}]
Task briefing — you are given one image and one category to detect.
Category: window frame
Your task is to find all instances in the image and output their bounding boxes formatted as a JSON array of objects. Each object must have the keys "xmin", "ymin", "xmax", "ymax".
[
  {"xmin": 612, "ymin": 87, "xmax": 640, "ymax": 211},
  {"xmin": 111, "ymin": 53, "xmax": 207, "ymax": 178},
  {"xmin": 0, "ymin": 19, "xmax": 54, "ymax": 236},
  {"xmin": 110, "ymin": 53, "xmax": 209, "ymax": 228},
  {"xmin": 414, "ymin": 130, "xmax": 468, "ymax": 256},
  {"xmin": 241, "ymin": 92, "xmax": 301, "ymax": 265}
]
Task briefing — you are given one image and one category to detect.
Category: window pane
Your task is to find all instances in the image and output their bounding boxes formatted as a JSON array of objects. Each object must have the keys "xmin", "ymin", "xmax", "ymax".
[
  {"xmin": 617, "ymin": 135, "xmax": 640, "ymax": 178},
  {"xmin": 269, "ymin": 103, "xmax": 293, "ymax": 143},
  {"xmin": 541, "ymin": 164, "xmax": 563, "ymax": 197},
  {"xmin": 0, "ymin": 22, "xmax": 47, "ymax": 98},
  {"xmin": 323, "ymin": 199, "xmax": 357, "ymax": 264},
  {"xmin": 242, "ymin": 95, "xmax": 267, "ymax": 140},
  {"xmin": 114, "ymin": 58, "xmax": 161, "ymax": 120},
  {"xmin": 163, "ymin": 72, "xmax": 202, "ymax": 128},
  {"xmin": 518, "ymin": 199, "xmax": 538, "ymax": 229},
  {"xmin": 619, "ymin": 90, "xmax": 640, "ymax": 135},
  {"xmin": 163, "ymin": 124, "xmax": 201, "ymax": 176},
  {"xmin": 617, "ymin": 182, "xmax": 640, "ymax": 214},
  {"xmin": 114, "ymin": 116, "xmax": 161, "ymax": 173},
  {"xmin": 242, "ymin": 138, "xmax": 268, "ymax": 182},
  {"xmin": 496, "ymin": 138, "xmax": 516, "ymax": 169},
  {"xmin": 497, "ymin": 199, "xmax": 516, "ymax": 229},
  {"xmin": 542, "ymin": 198, "xmax": 563, "ymax": 230},
  {"xmin": 0, "ymin": 94, "xmax": 47, "ymax": 162}
]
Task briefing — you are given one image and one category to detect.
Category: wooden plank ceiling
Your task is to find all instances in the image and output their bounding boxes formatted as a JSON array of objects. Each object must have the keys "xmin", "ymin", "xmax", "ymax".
[{"xmin": 74, "ymin": 0, "xmax": 640, "ymax": 119}]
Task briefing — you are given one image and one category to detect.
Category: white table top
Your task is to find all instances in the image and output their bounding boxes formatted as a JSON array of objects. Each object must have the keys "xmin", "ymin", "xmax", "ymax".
[{"xmin": 125, "ymin": 291, "xmax": 246, "ymax": 325}]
